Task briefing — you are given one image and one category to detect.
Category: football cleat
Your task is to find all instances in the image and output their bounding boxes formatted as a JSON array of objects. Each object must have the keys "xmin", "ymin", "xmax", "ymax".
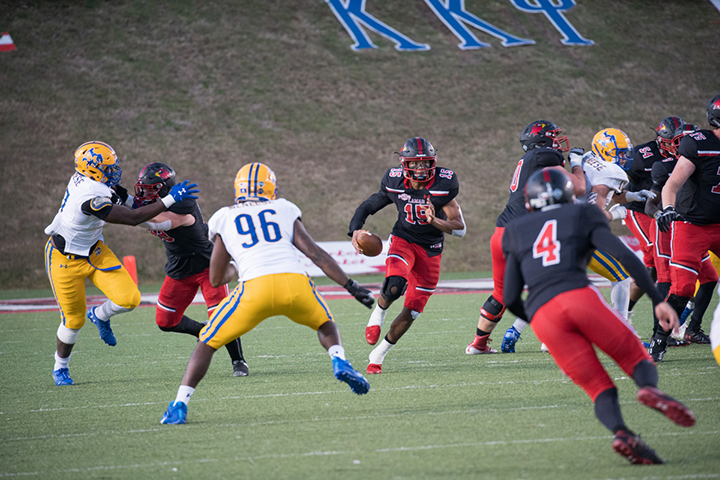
[
  {"xmin": 88, "ymin": 307, "xmax": 116, "ymax": 346},
  {"xmin": 52, "ymin": 368, "xmax": 74, "ymax": 386},
  {"xmin": 332, "ymin": 357, "xmax": 370, "ymax": 395},
  {"xmin": 667, "ymin": 337, "xmax": 690, "ymax": 347},
  {"xmin": 160, "ymin": 401, "xmax": 188, "ymax": 425},
  {"xmin": 232, "ymin": 360, "xmax": 249, "ymax": 377},
  {"xmin": 637, "ymin": 386, "xmax": 696, "ymax": 427},
  {"xmin": 684, "ymin": 328, "xmax": 711, "ymax": 344},
  {"xmin": 466, "ymin": 334, "xmax": 497, "ymax": 354},
  {"xmin": 367, "ymin": 363, "xmax": 382, "ymax": 375},
  {"xmin": 647, "ymin": 336, "xmax": 667, "ymax": 362},
  {"xmin": 501, "ymin": 326, "xmax": 521, "ymax": 353},
  {"xmin": 365, "ymin": 326, "xmax": 381, "ymax": 345},
  {"xmin": 612, "ymin": 430, "xmax": 664, "ymax": 465}
]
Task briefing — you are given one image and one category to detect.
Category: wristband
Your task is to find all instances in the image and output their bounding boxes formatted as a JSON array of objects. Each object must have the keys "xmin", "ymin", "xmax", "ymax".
[{"xmin": 161, "ymin": 195, "xmax": 176, "ymax": 208}]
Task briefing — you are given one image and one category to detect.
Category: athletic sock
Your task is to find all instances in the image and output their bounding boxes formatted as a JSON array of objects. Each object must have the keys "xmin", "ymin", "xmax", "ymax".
[
  {"xmin": 175, "ymin": 385, "xmax": 195, "ymax": 405},
  {"xmin": 328, "ymin": 345, "xmax": 346, "ymax": 360},
  {"xmin": 512, "ymin": 318, "xmax": 528, "ymax": 333},
  {"xmin": 369, "ymin": 337, "xmax": 395, "ymax": 365},
  {"xmin": 367, "ymin": 303, "xmax": 387, "ymax": 327},
  {"xmin": 54, "ymin": 351, "xmax": 70, "ymax": 371}
]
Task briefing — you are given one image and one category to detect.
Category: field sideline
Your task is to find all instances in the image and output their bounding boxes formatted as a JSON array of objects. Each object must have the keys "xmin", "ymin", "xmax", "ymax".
[{"xmin": 1, "ymin": 283, "xmax": 718, "ymax": 479}]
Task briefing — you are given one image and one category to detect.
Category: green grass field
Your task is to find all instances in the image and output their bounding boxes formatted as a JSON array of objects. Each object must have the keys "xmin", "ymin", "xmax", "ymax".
[{"xmin": 2, "ymin": 285, "xmax": 718, "ymax": 479}]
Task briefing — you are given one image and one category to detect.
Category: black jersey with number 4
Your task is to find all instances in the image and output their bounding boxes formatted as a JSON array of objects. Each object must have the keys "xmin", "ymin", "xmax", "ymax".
[
  {"xmin": 676, "ymin": 129, "xmax": 720, "ymax": 225},
  {"xmin": 496, "ymin": 147, "xmax": 565, "ymax": 227},
  {"xmin": 148, "ymin": 198, "xmax": 214, "ymax": 279},
  {"xmin": 626, "ymin": 140, "xmax": 664, "ymax": 213},
  {"xmin": 502, "ymin": 202, "xmax": 662, "ymax": 320},
  {"xmin": 348, "ymin": 166, "xmax": 459, "ymax": 255}
]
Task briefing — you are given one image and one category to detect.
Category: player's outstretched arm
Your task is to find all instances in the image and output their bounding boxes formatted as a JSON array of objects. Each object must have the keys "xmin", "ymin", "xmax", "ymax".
[
  {"xmin": 105, "ymin": 180, "xmax": 199, "ymax": 226},
  {"xmin": 208, "ymin": 234, "xmax": 237, "ymax": 288},
  {"xmin": 294, "ymin": 220, "xmax": 374, "ymax": 308}
]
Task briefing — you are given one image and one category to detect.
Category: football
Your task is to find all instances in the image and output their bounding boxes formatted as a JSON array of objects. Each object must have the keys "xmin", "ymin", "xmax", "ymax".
[{"xmin": 358, "ymin": 232, "xmax": 383, "ymax": 257}]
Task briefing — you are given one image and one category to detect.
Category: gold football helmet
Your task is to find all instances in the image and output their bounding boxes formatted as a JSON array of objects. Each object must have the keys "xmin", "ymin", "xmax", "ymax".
[
  {"xmin": 234, "ymin": 163, "xmax": 277, "ymax": 202},
  {"xmin": 591, "ymin": 128, "xmax": 633, "ymax": 171},
  {"xmin": 74, "ymin": 141, "xmax": 122, "ymax": 185}
]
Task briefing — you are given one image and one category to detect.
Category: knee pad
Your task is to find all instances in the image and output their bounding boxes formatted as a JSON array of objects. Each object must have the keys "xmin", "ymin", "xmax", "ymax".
[
  {"xmin": 381, "ymin": 276, "xmax": 407, "ymax": 303},
  {"xmin": 480, "ymin": 295, "xmax": 505, "ymax": 322},
  {"xmin": 57, "ymin": 324, "xmax": 80, "ymax": 344}
]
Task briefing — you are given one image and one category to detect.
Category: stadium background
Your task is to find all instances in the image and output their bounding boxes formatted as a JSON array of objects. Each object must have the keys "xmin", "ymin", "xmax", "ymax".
[{"xmin": 1, "ymin": 0, "xmax": 718, "ymax": 289}]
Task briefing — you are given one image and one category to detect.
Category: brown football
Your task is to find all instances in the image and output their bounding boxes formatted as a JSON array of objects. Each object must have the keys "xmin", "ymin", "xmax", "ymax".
[{"xmin": 358, "ymin": 232, "xmax": 383, "ymax": 257}]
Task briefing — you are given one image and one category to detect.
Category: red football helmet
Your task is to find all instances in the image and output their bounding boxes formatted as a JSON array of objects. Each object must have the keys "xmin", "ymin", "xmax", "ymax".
[
  {"xmin": 397, "ymin": 137, "xmax": 437, "ymax": 182},
  {"xmin": 655, "ymin": 116, "xmax": 685, "ymax": 158},
  {"xmin": 519, "ymin": 120, "xmax": 569, "ymax": 152}
]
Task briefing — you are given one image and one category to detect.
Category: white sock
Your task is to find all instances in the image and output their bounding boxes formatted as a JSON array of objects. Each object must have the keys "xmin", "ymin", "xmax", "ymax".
[
  {"xmin": 54, "ymin": 351, "xmax": 70, "ymax": 371},
  {"xmin": 328, "ymin": 345, "xmax": 346, "ymax": 360},
  {"xmin": 369, "ymin": 339, "xmax": 394, "ymax": 365},
  {"xmin": 175, "ymin": 385, "xmax": 195, "ymax": 405},
  {"xmin": 610, "ymin": 278, "xmax": 631, "ymax": 320},
  {"xmin": 512, "ymin": 318, "xmax": 529, "ymax": 333},
  {"xmin": 96, "ymin": 300, "xmax": 133, "ymax": 321},
  {"xmin": 367, "ymin": 303, "xmax": 387, "ymax": 327}
]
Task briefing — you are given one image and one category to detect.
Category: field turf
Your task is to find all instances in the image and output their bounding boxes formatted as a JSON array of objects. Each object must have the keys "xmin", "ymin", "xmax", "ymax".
[{"xmin": 1, "ymin": 285, "xmax": 718, "ymax": 479}]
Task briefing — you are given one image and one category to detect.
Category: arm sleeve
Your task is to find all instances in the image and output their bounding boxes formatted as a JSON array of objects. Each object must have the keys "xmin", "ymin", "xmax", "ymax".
[
  {"xmin": 80, "ymin": 197, "xmax": 113, "ymax": 220},
  {"xmin": 590, "ymin": 225, "xmax": 664, "ymax": 305},
  {"xmin": 348, "ymin": 189, "xmax": 392, "ymax": 236},
  {"xmin": 501, "ymin": 227, "xmax": 528, "ymax": 320}
]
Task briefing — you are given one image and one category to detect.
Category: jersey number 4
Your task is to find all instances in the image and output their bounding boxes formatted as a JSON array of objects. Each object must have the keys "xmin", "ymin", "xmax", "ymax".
[{"xmin": 533, "ymin": 220, "xmax": 561, "ymax": 266}]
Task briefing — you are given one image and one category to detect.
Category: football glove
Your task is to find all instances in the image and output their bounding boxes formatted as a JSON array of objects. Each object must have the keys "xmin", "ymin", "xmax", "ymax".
[
  {"xmin": 162, "ymin": 180, "xmax": 199, "ymax": 207},
  {"xmin": 625, "ymin": 189, "xmax": 656, "ymax": 203},
  {"xmin": 656, "ymin": 205, "xmax": 680, "ymax": 233},
  {"xmin": 344, "ymin": 279, "xmax": 374, "ymax": 309},
  {"xmin": 568, "ymin": 148, "xmax": 584, "ymax": 169},
  {"xmin": 608, "ymin": 204, "xmax": 627, "ymax": 220},
  {"xmin": 111, "ymin": 185, "xmax": 129, "ymax": 205}
]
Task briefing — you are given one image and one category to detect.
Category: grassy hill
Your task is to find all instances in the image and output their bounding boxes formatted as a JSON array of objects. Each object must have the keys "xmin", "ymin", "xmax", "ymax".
[{"xmin": 1, "ymin": 0, "xmax": 718, "ymax": 289}]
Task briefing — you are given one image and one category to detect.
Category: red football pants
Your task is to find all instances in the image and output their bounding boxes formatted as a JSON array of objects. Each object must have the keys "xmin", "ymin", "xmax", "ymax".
[
  {"xmin": 489, "ymin": 226, "xmax": 506, "ymax": 303},
  {"xmin": 626, "ymin": 210, "xmax": 654, "ymax": 268},
  {"xmin": 386, "ymin": 235, "xmax": 441, "ymax": 313},
  {"xmin": 669, "ymin": 222, "xmax": 720, "ymax": 297},
  {"xmin": 531, "ymin": 285, "xmax": 652, "ymax": 401},
  {"xmin": 156, "ymin": 268, "xmax": 230, "ymax": 328}
]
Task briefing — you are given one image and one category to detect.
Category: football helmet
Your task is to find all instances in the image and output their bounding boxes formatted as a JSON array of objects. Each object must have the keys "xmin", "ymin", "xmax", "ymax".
[
  {"xmin": 74, "ymin": 141, "xmax": 122, "ymax": 186},
  {"xmin": 134, "ymin": 162, "xmax": 177, "ymax": 206},
  {"xmin": 397, "ymin": 137, "xmax": 437, "ymax": 182},
  {"xmin": 591, "ymin": 128, "xmax": 634, "ymax": 170},
  {"xmin": 707, "ymin": 93, "xmax": 720, "ymax": 128},
  {"xmin": 234, "ymin": 162, "xmax": 277, "ymax": 202},
  {"xmin": 519, "ymin": 120, "xmax": 569, "ymax": 152},
  {"xmin": 525, "ymin": 168, "xmax": 575, "ymax": 211},
  {"xmin": 655, "ymin": 116, "xmax": 685, "ymax": 158}
]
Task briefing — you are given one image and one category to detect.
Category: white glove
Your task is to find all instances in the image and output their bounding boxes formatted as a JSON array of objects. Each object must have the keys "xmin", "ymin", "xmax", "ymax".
[
  {"xmin": 568, "ymin": 148, "xmax": 584, "ymax": 169},
  {"xmin": 609, "ymin": 204, "xmax": 628, "ymax": 220},
  {"xmin": 625, "ymin": 190, "xmax": 656, "ymax": 203}
]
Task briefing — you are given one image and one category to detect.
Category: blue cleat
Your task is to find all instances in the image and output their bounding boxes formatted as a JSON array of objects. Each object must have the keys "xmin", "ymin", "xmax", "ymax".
[
  {"xmin": 501, "ymin": 326, "xmax": 521, "ymax": 353},
  {"xmin": 88, "ymin": 306, "xmax": 116, "ymax": 346},
  {"xmin": 53, "ymin": 368, "xmax": 74, "ymax": 386},
  {"xmin": 332, "ymin": 357, "xmax": 370, "ymax": 395},
  {"xmin": 160, "ymin": 401, "xmax": 188, "ymax": 424}
]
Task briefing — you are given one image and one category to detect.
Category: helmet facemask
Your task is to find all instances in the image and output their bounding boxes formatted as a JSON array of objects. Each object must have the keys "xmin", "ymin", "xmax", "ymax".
[{"xmin": 401, "ymin": 156, "xmax": 436, "ymax": 183}]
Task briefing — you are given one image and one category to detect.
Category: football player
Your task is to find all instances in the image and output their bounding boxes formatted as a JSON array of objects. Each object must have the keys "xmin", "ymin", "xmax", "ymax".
[
  {"xmin": 44, "ymin": 141, "xmax": 198, "ymax": 386},
  {"xmin": 654, "ymin": 93, "xmax": 720, "ymax": 359},
  {"xmin": 348, "ymin": 137, "xmax": 466, "ymax": 374},
  {"xmin": 134, "ymin": 162, "xmax": 249, "ymax": 377},
  {"xmin": 503, "ymin": 168, "xmax": 694, "ymax": 465},
  {"xmin": 645, "ymin": 123, "xmax": 717, "ymax": 358},
  {"xmin": 465, "ymin": 121, "xmax": 585, "ymax": 355},
  {"xmin": 161, "ymin": 163, "xmax": 373, "ymax": 424}
]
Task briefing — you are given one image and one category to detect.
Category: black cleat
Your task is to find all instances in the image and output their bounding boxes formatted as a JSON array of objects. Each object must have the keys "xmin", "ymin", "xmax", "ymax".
[
  {"xmin": 684, "ymin": 328, "xmax": 711, "ymax": 344},
  {"xmin": 232, "ymin": 360, "xmax": 249, "ymax": 377},
  {"xmin": 647, "ymin": 336, "xmax": 667, "ymax": 363},
  {"xmin": 667, "ymin": 337, "xmax": 690, "ymax": 347},
  {"xmin": 612, "ymin": 431, "xmax": 664, "ymax": 465}
]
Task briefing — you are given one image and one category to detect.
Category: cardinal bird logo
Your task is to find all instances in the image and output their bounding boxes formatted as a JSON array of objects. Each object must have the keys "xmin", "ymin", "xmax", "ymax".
[{"xmin": 531, "ymin": 123, "xmax": 546, "ymax": 136}]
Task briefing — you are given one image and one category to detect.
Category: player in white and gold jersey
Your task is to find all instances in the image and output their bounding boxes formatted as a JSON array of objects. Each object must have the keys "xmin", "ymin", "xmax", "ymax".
[
  {"xmin": 161, "ymin": 163, "xmax": 373, "ymax": 425},
  {"xmin": 44, "ymin": 140, "xmax": 198, "ymax": 386}
]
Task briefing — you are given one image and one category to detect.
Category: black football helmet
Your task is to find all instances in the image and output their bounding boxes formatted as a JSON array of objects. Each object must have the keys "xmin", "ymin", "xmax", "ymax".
[
  {"xmin": 655, "ymin": 116, "xmax": 685, "ymax": 158},
  {"xmin": 524, "ymin": 168, "xmax": 575, "ymax": 211},
  {"xmin": 134, "ymin": 162, "xmax": 176, "ymax": 206},
  {"xmin": 519, "ymin": 120, "xmax": 569, "ymax": 152},
  {"xmin": 707, "ymin": 93, "xmax": 720, "ymax": 128},
  {"xmin": 397, "ymin": 137, "xmax": 437, "ymax": 182}
]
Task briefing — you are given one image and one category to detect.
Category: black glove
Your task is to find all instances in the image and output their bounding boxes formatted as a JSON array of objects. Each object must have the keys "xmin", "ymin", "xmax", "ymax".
[
  {"xmin": 344, "ymin": 279, "xmax": 374, "ymax": 309},
  {"xmin": 111, "ymin": 184, "xmax": 129, "ymax": 205},
  {"xmin": 656, "ymin": 205, "xmax": 680, "ymax": 233}
]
